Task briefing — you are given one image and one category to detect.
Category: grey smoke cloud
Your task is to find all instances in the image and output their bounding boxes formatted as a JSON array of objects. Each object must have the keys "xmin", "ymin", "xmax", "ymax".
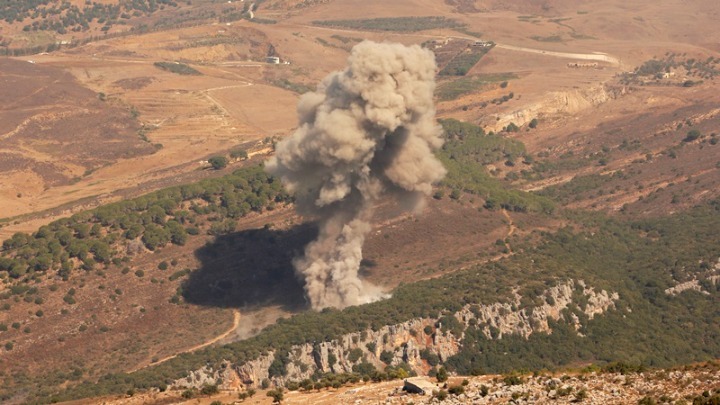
[{"xmin": 266, "ymin": 41, "xmax": 446, "ymax": 310}]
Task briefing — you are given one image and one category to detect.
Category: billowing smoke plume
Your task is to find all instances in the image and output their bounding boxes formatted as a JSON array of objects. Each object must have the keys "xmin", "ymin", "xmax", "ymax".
[{"xmin": 266, "ymin": 41, "xmax": 446, "ymax": 310}]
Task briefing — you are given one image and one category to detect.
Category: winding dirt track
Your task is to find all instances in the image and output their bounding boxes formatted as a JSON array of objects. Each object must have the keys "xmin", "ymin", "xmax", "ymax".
[{"xmin": 130, "ymin": 309, "xmax": 241, "ymax": 372}]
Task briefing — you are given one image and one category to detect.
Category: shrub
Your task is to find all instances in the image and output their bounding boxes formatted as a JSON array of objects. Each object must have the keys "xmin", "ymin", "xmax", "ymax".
[
  {"xmin": 436, "ymin": 367, "xmax": 448, "ymax": 382},
  {"xmin": 684, "ymin": 129, "xmax": 702, "ymax": 142},
  {"xmin": 348, "ymin": 348, "xmax": 363, "ymax": 362},
  {"xmin": 208, "ymin": 156, "xmax": 228, "ymax": 170},
  {"xmin": 380, "ymin": 350, "xmax": 394, "ymax": 364},
  {"xmin": 200, "ymin": 384, "xmax": 219, "ymax": 395},
  {"xmin": 433, "ymin": 389, "xmax": 448, "ymax": 400},
  {"xmin": 230, "ymin": 149, "xmax": 249, "ymax": 159},
  {"xmin": 503, "ymin": 374, "xmax": 523, "ymax": 385},
  {"xmin": 181, "ymin": 389, "xmax": 196, "ymax": 398},
  {"xmin": 266, "ymin": 388, "xmax": 283, "ymax": 403}
]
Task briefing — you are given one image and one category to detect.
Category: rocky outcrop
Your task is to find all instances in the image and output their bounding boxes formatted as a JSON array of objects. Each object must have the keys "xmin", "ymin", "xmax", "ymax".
[
  {"xmin": 664, "ymin": 279, "xmax": 706, "ymax": 296},
  {"xmin": 172, "ymin": 280, "xmax": 619, "ymax": 390},
  {"xmin": 490, "ymin": 84, "xmax": 625, "ymax": 132},
  {"xmin": 665, "ymin": 257, "xmax": 720, "ymax": 296},
  {"xmin": 174, "ymin": 361, "xmax": 237, "ymax": 389},
  {"xmin": 377, "ymin": 367, "xmax": 720, "ymax": 405}
]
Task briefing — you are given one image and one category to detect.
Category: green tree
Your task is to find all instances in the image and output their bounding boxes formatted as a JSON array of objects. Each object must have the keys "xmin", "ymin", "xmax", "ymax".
[
  {"xmin": 684, "ymin": 129, "xmax": 701, "ymax": 142},
  {"xmin": 436, "ymin": 366, "xmax": 448, "ymax": 382},
  {"xmin": 267, "ymin": 388, "xmax": 283, "ymax": 403},
  {"xmin": 208, "ymin": 156, "xmax": 228, "ymax": 170},
  {"xmin": 142, "ymin": 224, "xmax": 170, "ymax": 250},
  {"xmin": 200, "ymin": 384, "xmax": 219, "ymax": 395},
  {"xmin": 166, "ymin": 220, "xmax": 188, "ymax": 246}
]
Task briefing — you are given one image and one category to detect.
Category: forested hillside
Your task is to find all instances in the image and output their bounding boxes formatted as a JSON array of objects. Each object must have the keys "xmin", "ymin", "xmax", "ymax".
[
  {"xmin": 1, "ymin": 0, "xmax": 180, "ymax": 34},
  {"xmin": 41, "ymin": 199, "xmax": 720, "ymax": 402},
  {"xmin": 1, "ymin": 121, "xmax": 719, "ymax": 402}
]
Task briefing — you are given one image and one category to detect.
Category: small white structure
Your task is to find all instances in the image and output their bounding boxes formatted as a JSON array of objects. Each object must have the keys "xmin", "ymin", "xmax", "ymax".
[{"xmin": 266, "ymin": 56, "xmax": 280, "ymax": 64}]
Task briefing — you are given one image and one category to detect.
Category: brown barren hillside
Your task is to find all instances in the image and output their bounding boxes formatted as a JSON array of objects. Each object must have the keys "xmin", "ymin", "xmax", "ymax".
[
  {"xmin": 0, "ymin": 58, "xmax": 155, "ymax": 218},
  {"xmin": 2, "ymin": 0, "xmax": 719, "ymax": 234}
]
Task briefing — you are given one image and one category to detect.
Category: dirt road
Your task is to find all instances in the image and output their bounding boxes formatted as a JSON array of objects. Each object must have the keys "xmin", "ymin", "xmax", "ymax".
[
  {"xmin": 495, "ymin": 43, "xmax": 620, "ymax": 66},
  {"xmin": 130, "ymin": 309, "xmax": 241, "ymax": 372}
]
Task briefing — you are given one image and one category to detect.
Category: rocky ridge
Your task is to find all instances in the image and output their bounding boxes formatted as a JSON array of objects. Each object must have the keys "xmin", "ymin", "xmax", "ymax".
[
  {"xmin": 173, "ymin": 280, "xmax": 619, "ymax": 390},
  {"xmin": 370, "ymin": 365, "xmax": 720, "ymax": 405}
]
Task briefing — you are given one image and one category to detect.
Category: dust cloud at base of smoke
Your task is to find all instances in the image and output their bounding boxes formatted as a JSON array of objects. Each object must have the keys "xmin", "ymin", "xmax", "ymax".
[{"xmin": 266, "ymin": 41, "xmax": 446, "ymax": 310}]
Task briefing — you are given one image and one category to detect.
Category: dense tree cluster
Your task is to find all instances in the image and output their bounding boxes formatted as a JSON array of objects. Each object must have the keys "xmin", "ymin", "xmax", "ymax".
[
  {"xmin": 438, "ymin": 119, "xmax": 555, "ymax": 213},
  {"xmin": 0, "ymin": 166, "xmax": 289, "ymax": 282},
  {"xmin": 0, "ymin": 0, "xmax": 179, "ymax": 34}
]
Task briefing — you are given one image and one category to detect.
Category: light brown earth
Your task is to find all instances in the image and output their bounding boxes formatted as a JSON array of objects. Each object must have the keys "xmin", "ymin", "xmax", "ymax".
[{"xmin": 3, "ymin": 0, "xmax": 719, "ymax": 235}]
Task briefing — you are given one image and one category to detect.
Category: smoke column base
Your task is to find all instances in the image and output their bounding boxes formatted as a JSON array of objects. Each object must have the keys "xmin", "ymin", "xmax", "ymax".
[{"xmin": 267, "ymin": 41, "xmax": 446, "ymax": 310}]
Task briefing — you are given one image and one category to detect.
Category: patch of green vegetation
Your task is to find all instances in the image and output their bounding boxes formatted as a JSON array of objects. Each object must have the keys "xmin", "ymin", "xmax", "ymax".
[
  {"xmin": 530, "ymin": 35, "xmax": 564, "ymax": 43},
  {"xmin": 537, "ymin": 172, "xmax": 627, "ymax": 204},
  {"xmin": 329, "ymin": 34, "xmax": 363, "ymax": 44},
  {"xmin": 569, "ymin": 32, "xmax": 597, "ymax": 40},
  {"xmin": 621, "ymin": 54, "xmax": 720, "ymax": 84},
  {"xmin": 248, "ymin": 17, "xmax": 277, "ymax": 25},
  {"xmin": 316, "ymin": 35, "xmax": 364, "ymax": 51},
  {"xmin": 439, "ymin": 45, "xmax": 494, "ymax": 76},
  {"xmin": 436, "ymin": 73, "xmax": 517, "ymax": 101},
  {"xmin": 438, "ymin": 119, "xmax": 554, "ymax": 213},
  {"xmin": 448, "ymin": 204, "xmax": 720, "ymax": 374},
  {"xmin": 0, "ymin": 166, "xmax": 289, "ymax": 282},
  {"xmin": 270, "ymin": 78, "xmax": 313, "ymax": 94},
  {"xmin": 315, "ymin": 37, "xmax": 332, "ymax": 48},
  {"xmin": 312, "ymin": 16, "xmax": 464, "ymax": 32},
  {"xmin": 548, "ymin": 17, "xmax": 574, "ymax": 30},
  {"xmin": 530, "ymin": 150, "xmax": 600, "ymax": 175},
  {"xmin": 166, "ymin": 36, "xmax": 247, "ymax": 51},
  {"xmin": 2, "ymin": 0, "xmax": 179, "ymax": 35},
  {"xmin": 453, "ymin": 27, "xmax": 483, "ymax": 38},
  {"xmin": 153, "ymin": 62, "xmax": 202, "ymax": 76}
]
